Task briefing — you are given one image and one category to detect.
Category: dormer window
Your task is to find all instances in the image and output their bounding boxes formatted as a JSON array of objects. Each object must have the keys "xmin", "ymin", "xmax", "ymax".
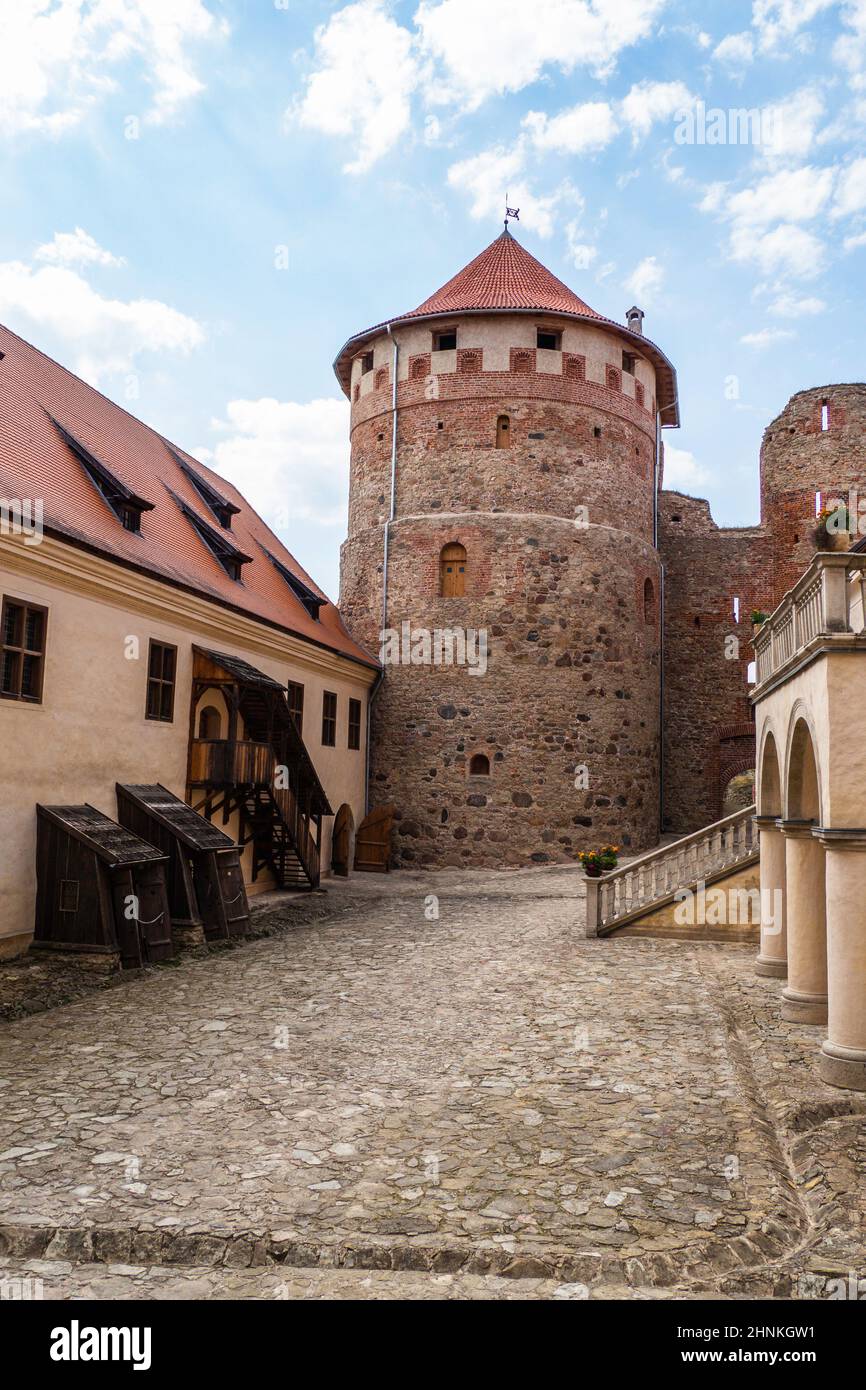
[
  {"xmin": 168, "ymin": 489, "xmax": 252, "ymax": 582},
  {"xmin": 263, "ymin": 548, "xmax": 326, "ymax": 620},
  {"xmin": 51, "ymin": 417, "xmax": 154, "ymax": 535},
  {"xmin": 537, "ymin": 329, "xmax": 561, "ymax": 351},
  {"xmin": 172, "ymin": 452, "xmax": 240, "ymax": 530},
  {"xmin": 433, "ymin": 329, "xmax": 457, "ymax": 352},
  {"xmin": 360, "ymin": 351, "xmax": 374, "ymax": 375}
]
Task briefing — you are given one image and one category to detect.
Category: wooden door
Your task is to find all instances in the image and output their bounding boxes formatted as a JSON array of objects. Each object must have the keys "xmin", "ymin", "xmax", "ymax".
[
  {"xmin": 440, "ymin": 543, "xmax": 466, "ymax": 597},
  {"xmin": 126, "ymin": 865, "xmax": 173, "ymax": 964},
  {"xmin": 354, "ymin": 805, "xmax": 395, "ymax": 873},
  {"xmin": 215, "ymin": 850, "xmax": 250, "ymax": 937},
  {"xmin": 331, "ymin": 803, "xmax": 355, "ymax": 876}
]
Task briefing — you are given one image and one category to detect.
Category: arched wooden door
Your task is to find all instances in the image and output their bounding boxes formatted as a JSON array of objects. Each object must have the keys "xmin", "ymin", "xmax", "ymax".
[
  {"xmin": 331, "ymin": 803, "xmax": 355, "ymax": 877},
  {"xmin": 440, "ymin": 543, "xmax": 466, "ymax": 597}
]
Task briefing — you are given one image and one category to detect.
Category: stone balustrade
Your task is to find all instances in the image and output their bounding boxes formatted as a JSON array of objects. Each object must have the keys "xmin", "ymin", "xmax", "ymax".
[
  {"xmin": 585, "ymin": 804, "xmax": 757, "ymax": 937},
  {"xmin": 753, "ymin": 551, "xmax": 866, "ymax": 690}
]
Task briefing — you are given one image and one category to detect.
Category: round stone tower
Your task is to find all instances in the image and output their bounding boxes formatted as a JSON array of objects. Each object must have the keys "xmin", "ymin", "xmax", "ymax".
[
  {"xmin": 761, "ymin": 384, "xmax": 866, "ymax": 600},
  {"xmin": 335, "ymin": 230, "xmax": 680, "ymax": 867}
]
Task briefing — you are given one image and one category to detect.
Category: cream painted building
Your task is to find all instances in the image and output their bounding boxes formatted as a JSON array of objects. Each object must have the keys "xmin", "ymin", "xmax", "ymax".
[
  {"xmin": 0, "ymin": 322, "xmax": 379, "ymax": 960},
  {"xmin": 753, "ymin": 548, "xmax": 866, "ymax": 1090}
]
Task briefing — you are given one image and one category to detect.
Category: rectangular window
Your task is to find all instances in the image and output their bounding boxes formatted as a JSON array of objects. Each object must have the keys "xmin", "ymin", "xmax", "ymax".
[
  {"xmin": 622, "ymin": 351, "xmax": 637, "ymax": 375},
  {"xmin": 433, "ymin": 330, "xmax": 457, "ymax": 352},
  {"xmin": 287, "ymin": 681, "xmax": 304, "ymax": 735},
  {"xmin": 1, "ymin": 596, "xmax": 47, "ymax": 703},
  {"xmin": 146, "ymin": 640, "xmax": 176, "ymax": 722},
  {"xmin": 537, "ymin": 329, "xmax": 561, "ymax": 351},
  {"xmin": 348, "ymin": 697, "xmax": 362, "ymax": 751},
  {"xmin": 322, "ymin": 691, "xmax": 337, "ymax": 747},
  {"xmin": 360, "ymin": 351, "xmax": 374, "ymax": 375}
]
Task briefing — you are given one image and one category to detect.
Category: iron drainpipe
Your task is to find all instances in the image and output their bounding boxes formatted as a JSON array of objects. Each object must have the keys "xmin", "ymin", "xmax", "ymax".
[
  {"xmin": 655, "ymin": 398, "xmax": 678, "ymax": 838},
  {"xmin": 364, "ymin": 324, "xmax": 400, "ymax": 813}
]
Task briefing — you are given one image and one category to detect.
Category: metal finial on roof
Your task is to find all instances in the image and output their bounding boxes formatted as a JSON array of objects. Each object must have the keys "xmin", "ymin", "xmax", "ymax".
[{"xmin": 504, "ymin": 199, "xmax": 520, "ymax": 233}]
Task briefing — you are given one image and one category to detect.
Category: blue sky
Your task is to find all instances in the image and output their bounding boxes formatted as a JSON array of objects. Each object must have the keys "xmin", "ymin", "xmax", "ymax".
[{"xmin": 1, "ymin": 0, "xmax": 864, "ymax": 598}]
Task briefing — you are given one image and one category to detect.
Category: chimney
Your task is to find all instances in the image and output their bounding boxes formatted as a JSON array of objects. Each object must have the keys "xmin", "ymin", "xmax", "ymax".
[{"xmin": 626, "ymin": 305, "xmax": 645, "ymax": 335}]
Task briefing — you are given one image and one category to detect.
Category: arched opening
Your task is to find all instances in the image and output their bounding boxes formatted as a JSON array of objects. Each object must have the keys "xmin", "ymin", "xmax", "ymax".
[
  {"xmin": 198, "ymin": 705, "xmax": 222, "ymax": 739},
  {"xmin": 643, "ymin": 577, "xmax": 655, "ymax": 624},
  {"xmin": 496, "ymin": 415, "xmax": 511, "ymax": 449},
  {"xmin": 469, "ymin": 753, "xmax": 490, "ymax": 776},
  {"xmin": 722, "ymin": 767, "xmax": 755, "ymax": 816},
  {"xmin": 758, "ymin": 731, "xmax": 781, "ymax": 818},
  {"xmin": 782, "ymin": 712, "xmax": 827, "ymax": 1023},
  {"xmin": 440, "ymin": 542, "xmax": 467, "ymax": 597},
  {"xmin": 787, "ymin": 717, "xmax": 821, "ymax": 821}
]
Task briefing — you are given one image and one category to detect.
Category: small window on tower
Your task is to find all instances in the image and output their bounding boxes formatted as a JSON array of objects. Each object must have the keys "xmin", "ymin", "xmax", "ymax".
[
  {"xmin": 440, "ymin": 542, "xmax": 467, "ymax": 597},
  {"xmin": 821, "ymin": 399, "xmax": 830, "ymax": 432},
  {"xmin": 360, "ymin": 352, "xmax": 374, "ymax": 375},
  {"xmin": 622, "ymin": 352, "xmax": 637, "ymax": 375},
  {"xmin": 469, "ymin": 753, "xmax": 490, "ymax": 776},
  {"xmin": 537, "ymin": 329, "xmax": 561, "ymax": 351},
  {"xmin": 434, "ymin": 330, "xmax": 457, "ymax": 352},
  {"xmin": 496, "ymin": 414, "xmax": 511, "ymax": 449}
]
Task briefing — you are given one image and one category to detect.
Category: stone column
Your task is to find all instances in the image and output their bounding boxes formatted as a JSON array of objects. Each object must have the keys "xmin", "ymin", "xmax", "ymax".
[
  {"xmin": 816, "ymin": 829, "xmax": 866, "ymax": 1091},
  {"xmin": 779, "ymin": 819, "xmax": 827, "ymax": 1024},
  {"xmin": 755, "ymin": 815, "xmax": 787, "ymax": 977}
]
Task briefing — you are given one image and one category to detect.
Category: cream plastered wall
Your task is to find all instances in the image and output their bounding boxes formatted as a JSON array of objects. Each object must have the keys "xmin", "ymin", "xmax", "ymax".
[
  {"xmin": 0, "ymin": 534, "xmax": 377, "ymax": 954},
  {"xmin": 755, "ymin": 650, "xmax": 866, "ymax": 829},
  {"xmin": 350, "ymin": 315, "xmax": 657, "ymax": 409}
]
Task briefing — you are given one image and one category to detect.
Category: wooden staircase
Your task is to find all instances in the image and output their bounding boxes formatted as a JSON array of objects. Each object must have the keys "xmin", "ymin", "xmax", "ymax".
[{"xmin": 584, "ymin": 805, "xmax": 759, "ymax": 940}]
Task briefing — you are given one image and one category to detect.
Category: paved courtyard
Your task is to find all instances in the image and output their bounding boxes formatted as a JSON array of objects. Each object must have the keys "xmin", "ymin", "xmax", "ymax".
[{"xmin": 1, "ymin": 867, "xmax": 865, "ymax": 1300}]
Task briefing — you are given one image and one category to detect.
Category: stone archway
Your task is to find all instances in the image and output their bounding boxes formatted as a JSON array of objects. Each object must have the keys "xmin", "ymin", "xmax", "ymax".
[{"xmin": 781, "ymin": 710, "xmax": 827, "ymax": 1023}]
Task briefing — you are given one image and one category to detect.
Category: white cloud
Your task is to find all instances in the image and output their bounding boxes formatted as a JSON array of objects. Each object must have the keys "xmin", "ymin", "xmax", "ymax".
[
  {"xmin": 566, "ymin": 222, "xmax": 598, "ymax": 269},
  {"xmin": 209, "ymin": 397, "xmax": 351, "ymax": 535},
  {"xmin": 713, "ymin": 32, "xmax": 755, "ymax": 66},
  {"xmin": 619, "ymin": 79, "xmax": 694, "ymax": 142},
  {"xmin": 729, "ymin": 222, "xmax": 825, "ymax": 278},
  {"xmin": 293, "ymin": 0, "xmax": 418, "ymax": 175},
  {"xmin": 740, "ymin": 327, "xmax": 797, "ymax": 348},
  {"xmin": 0, "ymin": 0, "xmax": 223, "ymax": 138},
  {"xmin": 832, "ymin": 156, "xmax": 866, "ymax": 216},
  {"xmin": 0, "ymin": 249, "xmax": 204, "ymax": 383},
  {"xmin": 760, "ymin": 87, "xmax": 826, "ymax": 163},
  {"xmin": 446, "ymin": 143, "xmax": 578, "ymax": 237},
  {"xmin": 523, "ymin": 102, "xmax": 618, "ymax": 155},
  {"xmin": 724, "ymin": 166, "xmax": 835, "ymax": 227},
  {"xmin": 415, "ymin": 0, "xmax": 667, "ymax": 105},
  {"xmin": 768, "ymin": 292, "xmax": 827, "ymax": 315},
  {"xmin": 624, "ymin": 255, "xmax": 664, "ymax": 304},
  {"xmin": 844, "ymin": 228, "xmax": 866, "ymax": 249},
  {"xmin": 752, "ymin": 0, "xmax": 836, "ymax": 54},
  {"xmin": 834, "ymin": 0, "xmax": 866, "ymax": 90},
  {"xmin": 34, "ymin": 228, "xmax": 126, "ymax": 269},
  {"xmin": 662, "ymin": 445, "xmax": 712, "ymax": 491}
]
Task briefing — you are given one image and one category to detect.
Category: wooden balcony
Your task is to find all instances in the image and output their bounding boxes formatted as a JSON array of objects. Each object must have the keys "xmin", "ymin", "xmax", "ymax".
[
  {"xmin": 752, "ymin": 552, "xmax": 866, "ymax": 694},
  {"xmin": 188, "ymin": 738, "xmax": 273, "ymax": 789}
]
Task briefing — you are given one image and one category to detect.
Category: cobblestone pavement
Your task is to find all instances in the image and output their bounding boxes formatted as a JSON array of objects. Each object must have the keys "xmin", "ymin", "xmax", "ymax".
[{"xmin": 1, "ymin": 867, "xmax": 864, "ymax": 1300}]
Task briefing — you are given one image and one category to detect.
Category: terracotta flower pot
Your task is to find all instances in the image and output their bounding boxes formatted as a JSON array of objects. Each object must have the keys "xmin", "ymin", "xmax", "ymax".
[
  {"xmin": 828, "ymin": 529, "xmax": 852, "ymax": 552},
  {"xmin": 584, "ymin": 863, "xmax": 603, "ymax": 878}
]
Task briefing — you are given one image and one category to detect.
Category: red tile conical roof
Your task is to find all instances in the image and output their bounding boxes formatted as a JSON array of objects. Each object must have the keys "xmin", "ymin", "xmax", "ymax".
[{"xmin": 408, "ymin": 230, "xmax": 603, "ymax": 319}]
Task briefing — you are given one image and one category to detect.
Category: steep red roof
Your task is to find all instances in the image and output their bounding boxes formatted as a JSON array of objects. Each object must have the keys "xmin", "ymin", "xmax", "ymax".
[
  {"xmin": 0, "ymin": 323, "xmax": 377, "ymax": 670},
  {"xmin": 409, "ymin": 230, "xmax": 603, "ymax": 319},
  {"xmin": 333, "ymin": 230, "xmax": 679, "ymax": 426}
]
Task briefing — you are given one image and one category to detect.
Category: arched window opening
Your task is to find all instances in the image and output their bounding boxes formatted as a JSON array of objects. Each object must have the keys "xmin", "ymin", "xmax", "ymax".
[
  {"xmin": 643, "ymin": 577, "xmax": 655, "ymax": 624},
  {"xmin": 198, "ymin": 705, "xmax": 222, "ymax": 739},
  {"xmin": 440, "ymin": 542, "xmax": 467, "ymax": 597},
  {"xmin": 469, "ymin": 753, "xmax": 490, "ymax": 776},
  {"xmin": 496, "ymin": 414, "xmax": 511, "ymax": 449}
]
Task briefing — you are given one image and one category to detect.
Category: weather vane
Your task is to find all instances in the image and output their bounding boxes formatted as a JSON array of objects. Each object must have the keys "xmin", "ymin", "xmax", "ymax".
[{"xmin": 504, "ymin": 198, "xmax": 520, "ymax": 232}]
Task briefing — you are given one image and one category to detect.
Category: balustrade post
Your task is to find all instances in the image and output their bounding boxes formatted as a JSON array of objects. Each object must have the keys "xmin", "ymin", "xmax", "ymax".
[
  {"xmin": 822, "ymin": 557, "xmax": 851, "ymax": 633},
  {"xmin": 584, "ymin": 877, "xmax": 600, "ymax": 938}
]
